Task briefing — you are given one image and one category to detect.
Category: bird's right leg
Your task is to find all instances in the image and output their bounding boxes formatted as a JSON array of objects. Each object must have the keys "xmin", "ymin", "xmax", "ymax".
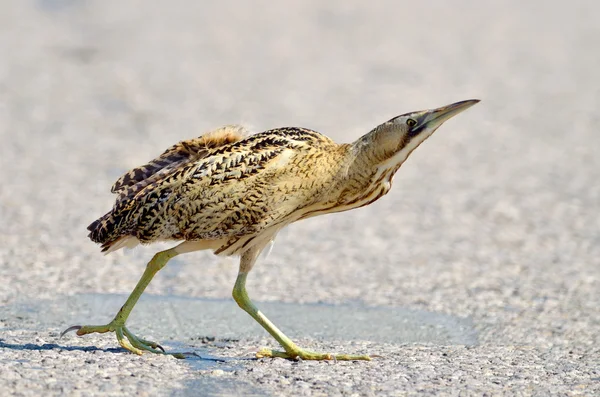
[
  {"xmin": 62, "ymin": 247, "xmax": 179, "ymax": 356},
  {"xmin": 232, "ymin": 248, "xmax": 371, "ymax": 361}
]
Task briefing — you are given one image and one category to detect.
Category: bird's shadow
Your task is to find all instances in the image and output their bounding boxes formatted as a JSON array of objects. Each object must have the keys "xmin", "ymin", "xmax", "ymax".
[
  {"xmin": 0, "ymin": 338, "xmax": 254, "ymax": 365},
  {"xmin": 0, "ymin": 339, "xmax": 124, "ymax": 354}
]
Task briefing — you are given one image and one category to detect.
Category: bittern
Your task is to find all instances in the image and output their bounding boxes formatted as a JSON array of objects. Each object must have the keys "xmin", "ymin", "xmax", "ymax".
[{"xmin": 63, "ymin": 100, "xmax": 479, "ymax": 361}]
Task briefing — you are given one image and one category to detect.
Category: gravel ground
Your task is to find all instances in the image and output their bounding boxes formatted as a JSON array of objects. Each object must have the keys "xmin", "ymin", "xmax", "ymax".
[{"xmin": 1, "ymin": 0, "xmax": 599, "ymax": 396}]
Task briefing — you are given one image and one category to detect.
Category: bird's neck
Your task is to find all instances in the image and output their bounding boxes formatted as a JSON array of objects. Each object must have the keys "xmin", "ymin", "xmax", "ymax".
[
  {"xmin": 325, "ymin": 141, "xmax": 392, "ymax": 209},
  {"xmin": 348, "ymin": 126, "xmax": 421, "ymax": 181},
  {"xmin": 351, "ymin": 128, "xmax": 396, "ymax": 165},
  {"xmin": 334, "ymin": 131, "xmax": 415, "ymax": 207},
  {"xmin": 345, "ymin": 140, "xmax": 381, "ymax": 185},
  {"xmin": 347, "ymin": 130, "xmax": 402, "ymax": 178}
]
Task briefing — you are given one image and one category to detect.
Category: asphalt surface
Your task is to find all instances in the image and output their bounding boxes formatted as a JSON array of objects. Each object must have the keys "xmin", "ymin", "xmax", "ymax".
[{"xmin": 1, "ymin": 0, "xmax": 599, "ymax": 396}]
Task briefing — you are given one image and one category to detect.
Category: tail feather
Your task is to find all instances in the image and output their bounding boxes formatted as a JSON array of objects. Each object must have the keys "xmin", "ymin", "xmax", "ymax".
[
  {"xmin": 88, "ymin": 125, "xmax": 247, "ymax": 253},
  {"xmin": 101, "ymin": 236, "xmax": 140, "ymax": 254},
  {"xmin": 87, "ymin": 212, "xmax": 117, "ymax": 245}
]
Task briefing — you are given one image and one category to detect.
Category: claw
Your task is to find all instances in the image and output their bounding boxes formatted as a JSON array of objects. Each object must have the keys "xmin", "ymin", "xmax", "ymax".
[
  {"xmin": 155, "ymin": 344, "xmax": 165, "ymax": 353},
  {"xmin": 60, "ymin": 325, "xmax": 82, "ymax": 338}
]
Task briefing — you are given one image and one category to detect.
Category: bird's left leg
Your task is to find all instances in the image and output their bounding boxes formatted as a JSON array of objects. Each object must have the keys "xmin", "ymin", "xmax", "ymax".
[
  {"xmin": 62, "ymin": 247, "xmax": 180, "ymax": 356},
  {"xmin": 232, "ymin": 247, "xmax": 371, "ymax": 361}
]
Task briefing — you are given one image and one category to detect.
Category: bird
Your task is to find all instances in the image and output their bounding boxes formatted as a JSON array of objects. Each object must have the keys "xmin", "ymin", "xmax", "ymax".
[{"xmin": 62, "ymin": 99, "xmax": 480, "ymax": 361}]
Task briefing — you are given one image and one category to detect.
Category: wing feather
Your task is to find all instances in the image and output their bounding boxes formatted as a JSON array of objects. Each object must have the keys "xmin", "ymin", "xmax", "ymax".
[
  {"xmin": 88, "ymin": 126, "xmax": 343, "ymax": 254},
  {"xmin": 110, "ymin": 125, "xmax": 247, "ymax": 204},
  {"xmin": 87, "ymin": 125, "xmax": 247, "ymax": 247}
]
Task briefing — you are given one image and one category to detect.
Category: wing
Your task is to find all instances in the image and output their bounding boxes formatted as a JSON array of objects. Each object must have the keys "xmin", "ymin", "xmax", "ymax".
[
  {"xmin": 88, "ymin": 125, "xmax": 247, "ymax": 247},
  {"xmin": 109, "ymin": 125, "xmax": 247, "ymax": 205},
  {"xmin": 88, "ymin": 127, "xmax": 345, "ymax": 254}
]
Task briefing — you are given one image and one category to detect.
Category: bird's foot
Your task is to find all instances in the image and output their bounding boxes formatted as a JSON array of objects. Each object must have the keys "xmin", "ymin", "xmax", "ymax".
[
  {"xmin": 61, "ymin": 322, "xmax": 185, "ymax": 358},
  {"xmin": 256, "ymin": 347, "xmax": 371, "ymax": 361}
]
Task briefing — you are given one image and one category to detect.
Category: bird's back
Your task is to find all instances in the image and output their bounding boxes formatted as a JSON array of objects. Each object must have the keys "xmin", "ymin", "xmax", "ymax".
[{"xmin": 88, "ymin": 125, "xmax": 347, "ymax": 255}]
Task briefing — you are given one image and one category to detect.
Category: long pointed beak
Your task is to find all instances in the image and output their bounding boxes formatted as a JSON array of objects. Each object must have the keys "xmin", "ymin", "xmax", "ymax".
[{"xmin": 419, "ymin": 99, "xmax": 480, "ymax": 131}]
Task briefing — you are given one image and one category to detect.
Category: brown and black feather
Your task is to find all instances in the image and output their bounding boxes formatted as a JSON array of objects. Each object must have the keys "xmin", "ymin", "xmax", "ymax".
[
  {"xmin": 86, "ymin": 125, "xmax": 352, "ymax": 255},
  {"xmin": 87, "ymin": 125, "xmax": 247, "ymax": 249}
]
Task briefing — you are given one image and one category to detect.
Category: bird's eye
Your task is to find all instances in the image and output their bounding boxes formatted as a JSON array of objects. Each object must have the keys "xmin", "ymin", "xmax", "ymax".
[{"xmin": 406, "ymin": 118, "xmax": 417, "ymax": 127}]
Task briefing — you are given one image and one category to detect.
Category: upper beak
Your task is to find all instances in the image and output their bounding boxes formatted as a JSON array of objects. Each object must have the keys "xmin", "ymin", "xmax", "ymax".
[{"xmin": 418, "ymin": 99, "xmax": 480, "ymax": 131}]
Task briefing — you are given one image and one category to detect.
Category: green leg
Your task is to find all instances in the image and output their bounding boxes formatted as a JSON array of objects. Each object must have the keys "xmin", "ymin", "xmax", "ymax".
[
  {"xmin": 232, "ymin": 272, "xmax": 371, "ymax": 361},
  {"xmin": 62, "ymin": 248, "xmax": 184, "ymax": 357}
]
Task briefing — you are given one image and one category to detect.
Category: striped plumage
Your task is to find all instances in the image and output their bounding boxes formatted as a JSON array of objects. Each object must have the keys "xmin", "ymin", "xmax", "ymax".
[
  {"xmin": 67, "ymin": 100, "xmax": 479, "ymax": 361},
  {"xmin": 88, "ymin": 125, "xmax": 359, "ymax": 255},
  {"xmin": 88, "ymin": 101, "xmax": 480, "ymax": 259}
]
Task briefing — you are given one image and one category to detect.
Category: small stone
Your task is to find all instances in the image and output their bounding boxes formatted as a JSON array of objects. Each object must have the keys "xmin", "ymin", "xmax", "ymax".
[{"xmin": 211, "ymin": 369, "xmax": 225, "ymax": 376}]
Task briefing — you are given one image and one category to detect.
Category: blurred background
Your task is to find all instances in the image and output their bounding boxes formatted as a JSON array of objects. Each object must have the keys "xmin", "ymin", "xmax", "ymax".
[{"xmin": 0, "ymin": 0, "xmax": 599, "ymax": 394}]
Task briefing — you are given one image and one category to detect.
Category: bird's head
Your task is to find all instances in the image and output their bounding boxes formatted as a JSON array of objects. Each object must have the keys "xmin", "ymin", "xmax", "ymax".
[{"xmin": 354, "ymin": 99, "xmax": 480, "ymax": 166}]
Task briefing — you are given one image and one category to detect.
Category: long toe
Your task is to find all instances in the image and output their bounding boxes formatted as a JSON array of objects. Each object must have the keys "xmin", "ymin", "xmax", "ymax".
[
  {"xmin": 330, "ymin": 353, "xmax": 371, "ymax": 361},
  {"xmin": 256, "ymin": 348, "xmax": 371, "ymax": 361},
  {"xmin": 62, "ymin": 321, "xmax": 168, "ymax": 356},
  {"xmin": 121, "ymin": 327, "xmax": 165, "ymax": 355}
]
